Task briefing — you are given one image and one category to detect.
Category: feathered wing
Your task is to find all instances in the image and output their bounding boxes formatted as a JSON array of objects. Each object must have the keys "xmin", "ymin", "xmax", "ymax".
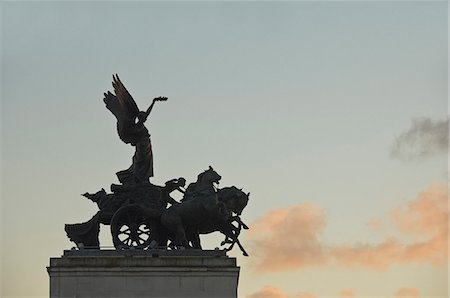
[
  {"xmin": 103, "ymin": 74, "xmax": 142, "ymax": 144},
  {"xmin": 103, "ymin": 74, "xmax": 139, "ymax": 124}
]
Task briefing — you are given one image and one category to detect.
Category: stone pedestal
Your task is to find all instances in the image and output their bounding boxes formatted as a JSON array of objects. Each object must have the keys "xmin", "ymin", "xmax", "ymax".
[{"xmin": 47, "ymin": 249, "xmax": 239, "ymax": 298}]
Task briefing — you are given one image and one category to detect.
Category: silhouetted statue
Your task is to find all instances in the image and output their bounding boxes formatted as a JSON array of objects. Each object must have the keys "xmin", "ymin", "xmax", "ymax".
[
  {"xmin": 103, "ymin": 74, "xmax": 167, "ymax": 185},
  {"xmin": 65, "ymin": 75, "xmax": 250, "ymax": 256}
]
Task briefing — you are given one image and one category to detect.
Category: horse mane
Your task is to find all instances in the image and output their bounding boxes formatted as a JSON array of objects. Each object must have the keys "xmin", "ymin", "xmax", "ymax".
[
  {"xmin": 217, "ymin": 186, "xmax": 241, "ymax": 202},
  {"xmin": 196, "ymin": 170, "xmax": 206, "ymax": 182}
]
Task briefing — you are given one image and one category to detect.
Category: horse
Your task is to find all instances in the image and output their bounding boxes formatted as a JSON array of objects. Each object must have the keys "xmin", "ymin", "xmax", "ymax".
[
  {"xmin": 160, "ymin": 166, "xmax": 224, "ymax": 248},
  {"xmin": 185, "ymin": 186, "xmax": 250, "ymax": 256}
]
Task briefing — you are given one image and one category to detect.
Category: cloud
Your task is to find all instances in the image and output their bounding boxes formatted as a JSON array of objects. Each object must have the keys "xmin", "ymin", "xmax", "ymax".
[
  {"xmin": 248, "ymin": 203, "xmax": 327, "ymax": 272},
  {"xmin": 248, "ymin": 286, "xmax": 420, "ymax": 298},
  {"xmin": 246, "ymin": 285, "xmax": 289, "ymax": 298},
  {"xmin": 296, "ymin": 292, "xmax": 316, "ymax": 298},
  {"xmin": 392, "ymin": 183, "xmax": 447, "ymax": 237},
  {"xmin": 331, "ymin": 184, "xmax": 448, "ymax": 269},
  {"xmin": 331, "ymin": 235, "xmax": 447, "ymax": 270},
  {"xmin": 247, "ymin": 286, "xmax": 317, "ymax": 298},
  {"xmin": 338, "ymin": 289, "xmax": 355, "ymax": 298},
  {"xmin": 248, "ymin": 184, "xmax": 448, "ymax": 272},
  {"xmin": 331, "ymin": 237, "xmax": 401, "ymax": 269},
  {"xmin": 391, "ymin": 183, "xmax": 448, "ymax": 265},
  {"xmin": 391, "ymin": 118, "xmax": 448, "ymax": 160},
  {"xmin": 395, "ymin": 287, "xmax": 420, "ymax": 297},
  {"xmin": 248, "ymin": 287, "xmax": 419, "ymax": 298}
]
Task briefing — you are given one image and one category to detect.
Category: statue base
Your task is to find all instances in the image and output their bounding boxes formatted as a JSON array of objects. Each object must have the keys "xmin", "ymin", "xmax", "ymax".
[{"xmin": 47, "ymin": 249, "xmax": 239, "ymax": 298}]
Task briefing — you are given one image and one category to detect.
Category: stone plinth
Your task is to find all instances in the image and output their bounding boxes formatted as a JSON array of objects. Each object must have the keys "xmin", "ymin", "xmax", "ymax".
[{"xmin": 47, "ymin": 249, "xmax": 239, "ymax": 298}]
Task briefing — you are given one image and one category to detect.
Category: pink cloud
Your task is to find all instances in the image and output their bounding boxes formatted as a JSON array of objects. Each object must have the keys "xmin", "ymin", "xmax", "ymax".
[
  {"xmin": 296, "ymin": 292, "xmax": 316, "ymax": 298},
  {"xmin": 332, "ymin": 237, "xmax": 405, "ymax": 269},
  {"xmin": 334, "ymin": 184, "xmax": 448, "ymax": 269},
  {"xmin": 247, "ymin": 286, "xmax": 317, "ymax": 298},
  {"xmin": 249, "ymin": 203, "xmax": 327, "ymax": 272},
  {"xmin": 248, "ymin": 286, "xmax": 421, "ymax": 298},
  {"xmin": 392, "ymin": 183, "xmax": 447, "ymax": 237},
  {"xmin": 338, "ymin": 289, "xmax": 355, "ymax": 298},
  {"xmin": 246, "ymin": 285, "xmax": 289, "ymax": 298},
  {"xmin": 395, "ymin": 287, "xmax": 421, "ymax": 297},
  {"xmin": 248, "ymin": 184, "xmax": 448, "ymax": 272}
]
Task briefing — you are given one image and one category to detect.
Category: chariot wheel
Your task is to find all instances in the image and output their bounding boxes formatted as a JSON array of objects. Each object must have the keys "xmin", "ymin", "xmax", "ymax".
[{"xmin": 110, "ymin": 204, "xmax": 152, "ymax": 249}]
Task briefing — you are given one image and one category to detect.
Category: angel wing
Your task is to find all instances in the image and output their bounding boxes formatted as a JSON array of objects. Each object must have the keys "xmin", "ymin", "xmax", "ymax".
[
  {"xmin": 103, "ymin": 74, "xmax": 146, "ymax": 144},
  {"xmin": 103, "ymin": 74, "xmax": 140, "ymax": 122}
]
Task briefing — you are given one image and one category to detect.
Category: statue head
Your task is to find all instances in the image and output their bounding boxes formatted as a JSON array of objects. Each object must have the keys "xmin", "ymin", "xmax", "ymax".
[
  {"xmin": 137, "ymin": 111, "xmax": 147, "ymax": 123},
  {"xmin": 177, "ymin": 177, "xmax": 186, "ymax": 187}
]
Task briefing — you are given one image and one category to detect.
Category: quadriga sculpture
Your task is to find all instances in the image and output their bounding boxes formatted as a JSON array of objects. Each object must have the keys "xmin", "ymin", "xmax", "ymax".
[{"xmin": 65, "ymin": 75, "xmax": 250, "ymax": 256}]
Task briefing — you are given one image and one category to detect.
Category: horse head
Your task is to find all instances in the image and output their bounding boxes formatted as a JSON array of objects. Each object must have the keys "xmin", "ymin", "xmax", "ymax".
[
  {"xmin": 197, "ymin": 166, "xmax": 222, "ymax": 186},
  {"xmin": 218, "ymin": 186, "xmax": 249, "ymax": 216}
]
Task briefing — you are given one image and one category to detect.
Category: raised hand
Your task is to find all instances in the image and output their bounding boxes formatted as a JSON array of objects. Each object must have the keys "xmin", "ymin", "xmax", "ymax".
[{"xmin": 153, "ymin": 96, "xmax": 168, "ymax": 102}]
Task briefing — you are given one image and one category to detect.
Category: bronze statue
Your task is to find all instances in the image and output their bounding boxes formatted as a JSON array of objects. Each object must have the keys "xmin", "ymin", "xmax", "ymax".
[
  {"xmin": 103, "ymin": 74, "xmax": 166, "ymax": 185},
  {"xmin": 65, "ymin": 75, "xmax": 250, "ymax": 255}
]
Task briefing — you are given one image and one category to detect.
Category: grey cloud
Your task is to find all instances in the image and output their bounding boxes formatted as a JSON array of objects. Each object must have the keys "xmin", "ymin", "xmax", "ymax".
[{"xmin": 391, "ymin": 118, "xmax": 448, "ymax": 160}]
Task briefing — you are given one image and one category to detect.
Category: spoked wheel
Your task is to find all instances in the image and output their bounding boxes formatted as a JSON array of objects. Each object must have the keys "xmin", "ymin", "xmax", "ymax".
[{"xmin": 111, "ymin": 205, "xmax": 152, "ymax": 249}]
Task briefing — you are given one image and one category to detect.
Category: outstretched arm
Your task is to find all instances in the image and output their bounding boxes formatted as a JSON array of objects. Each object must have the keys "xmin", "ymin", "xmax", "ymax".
[{"xmin": 137, "ymin": 96, "xmax": 167, "ymax": 125}]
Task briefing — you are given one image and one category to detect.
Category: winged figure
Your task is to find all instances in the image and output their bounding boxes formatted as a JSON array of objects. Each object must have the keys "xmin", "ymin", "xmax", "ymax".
[{"xmin": 103, "ymin": 74, "xmax": 167, "ymax": 185}]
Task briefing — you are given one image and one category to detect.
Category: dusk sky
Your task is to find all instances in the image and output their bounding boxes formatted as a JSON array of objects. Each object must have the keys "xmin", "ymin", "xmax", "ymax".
[{"xmin": 1, "ymin": 1, "xmax": 448, "ymax": 297}]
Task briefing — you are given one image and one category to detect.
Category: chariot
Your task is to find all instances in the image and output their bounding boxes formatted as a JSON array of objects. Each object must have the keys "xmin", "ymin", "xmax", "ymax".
[{"xmin": 66, "ymin": 168, "xmax": 249, "ymax": 255}]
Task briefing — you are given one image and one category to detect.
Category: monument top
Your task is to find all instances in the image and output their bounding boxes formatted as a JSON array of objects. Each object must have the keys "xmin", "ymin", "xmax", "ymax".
[{"xmin": 65, "ymin": 75, "xmax": 250, "ymax": 256}]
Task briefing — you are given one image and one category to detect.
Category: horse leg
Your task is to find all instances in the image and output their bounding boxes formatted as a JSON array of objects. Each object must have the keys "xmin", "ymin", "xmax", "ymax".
[
  {"xmin": 225, "ymin": 240, "xmax": 236, "ymax": 252},
  {"xmin": 234, "ymin": 216, "xmax": 249, "ymax": 230},
  {"xmin": 224, "ymin": 234, "xmax": 249, "ymax": 256},
  {"xmin": 234, "ymin": 238, "xmax": 249, "ymax": 256},
  {"xmin": 220, "ymin": 222, "xmax": 249, "ymax": 256},
  {"xmin": 161, "ymin": 212, "xmax": 189, "ymax": 249},
  {"xmin": 175, "ymin": 225, "xmax": 190, "ymax": 249},
  {"xmin": 221, "ymin": 236, "xmax": 232, "ymax": 246},
  {"xmin": 190, "ymin": 232, "xmax": 202, "ymax": 249},
  {"xmin": 157, "ymin": 226, "xmax": 169, "ymax": 249}
]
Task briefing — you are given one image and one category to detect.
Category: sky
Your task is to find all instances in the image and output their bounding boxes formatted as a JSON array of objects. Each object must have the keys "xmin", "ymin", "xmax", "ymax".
[{"xmin": 1, "ymin": 1, "xmax": 448, "ymax": 297}]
